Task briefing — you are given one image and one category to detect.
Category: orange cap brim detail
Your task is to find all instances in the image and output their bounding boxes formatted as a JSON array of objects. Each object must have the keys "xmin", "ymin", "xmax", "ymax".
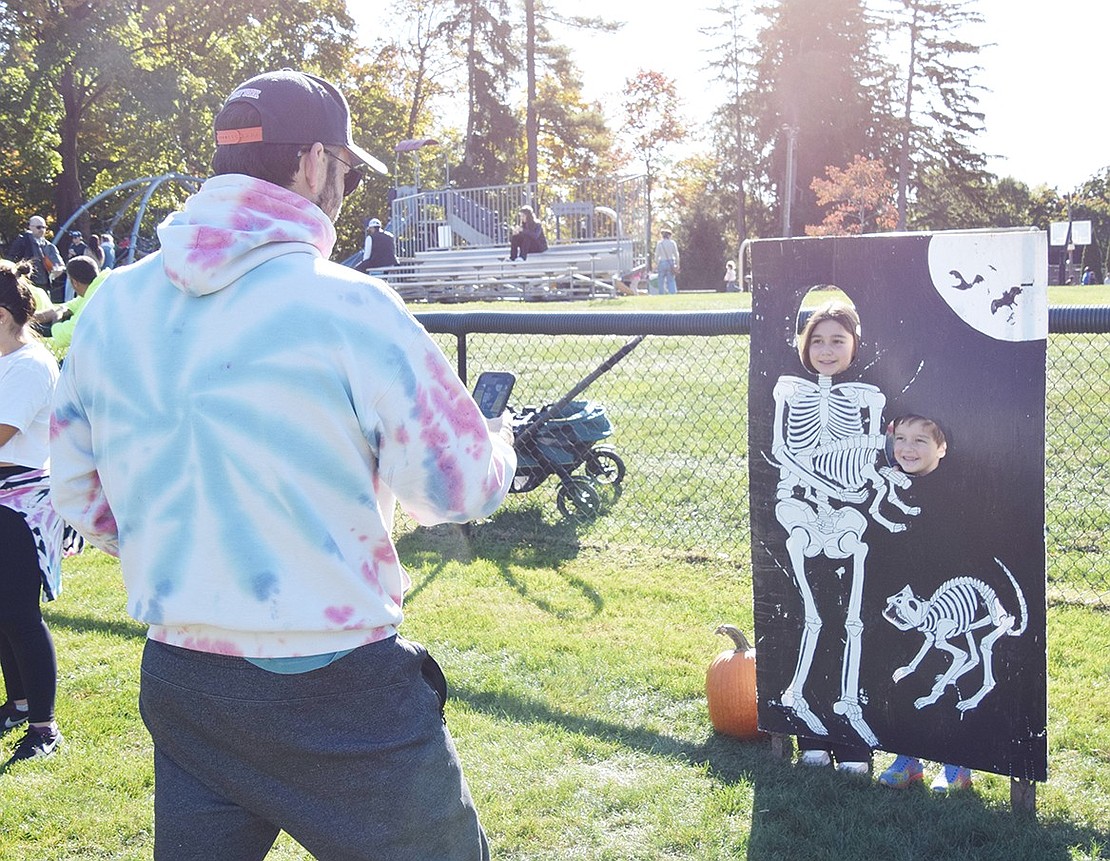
[{"xmin": 215, "ymin": 127, "xmax": 265, "ymax": 145}]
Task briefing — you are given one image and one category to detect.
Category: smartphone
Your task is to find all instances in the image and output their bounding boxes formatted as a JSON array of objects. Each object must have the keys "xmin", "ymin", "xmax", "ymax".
[{"xmin": 472, "ymin": 371, "xmax": 516, "ymax": 418}]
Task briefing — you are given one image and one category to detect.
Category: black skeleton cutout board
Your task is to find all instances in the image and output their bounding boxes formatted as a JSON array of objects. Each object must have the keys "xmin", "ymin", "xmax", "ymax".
[{"xmin": 747, "ymin": 230, "xmax": 1048, "ymax": 781}]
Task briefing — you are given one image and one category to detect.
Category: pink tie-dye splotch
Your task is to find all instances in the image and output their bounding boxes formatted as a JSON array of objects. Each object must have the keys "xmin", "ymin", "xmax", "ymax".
[{"xmin": 325, "ymin": 605, "xmax": 355, "ymax": 625}]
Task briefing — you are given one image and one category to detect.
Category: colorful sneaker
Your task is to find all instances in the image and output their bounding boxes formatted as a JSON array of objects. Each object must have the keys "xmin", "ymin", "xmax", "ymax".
[
  {"xmin": 6, "ymin": 724, "xmax": 62, "ymax": 764},
  {"xmin": 798, "ymin": 750, "xmax": 831, "ymax": 767},
  {"xmin": 879, "ymin": 755, "xmax": 924, "ymax": 789},
  {"xmin": 930, "ymin": 764, "xmax": 973, "ymax": 793},
  {"xmin": 0, "ymin": 701, "xmax": 29, "ymax": 733},
  {"xmin": 835, "ymin": 760, "xmax": 871, "ymax": 776}
]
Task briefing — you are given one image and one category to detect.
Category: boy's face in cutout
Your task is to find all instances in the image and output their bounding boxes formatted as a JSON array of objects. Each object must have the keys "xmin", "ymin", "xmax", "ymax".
[
  {"xmin": 893, "ymin": 419, "xmax": 947, "ymax": 476},
  {"xmin": 807, "ymin": 320, "xmax": 855, "ymax": 376}
]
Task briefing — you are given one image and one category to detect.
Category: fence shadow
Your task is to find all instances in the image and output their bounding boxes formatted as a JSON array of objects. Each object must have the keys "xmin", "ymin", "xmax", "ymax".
[{"xmin": 397, "ymin": 505, "xmax": 604, "ymax": 619}]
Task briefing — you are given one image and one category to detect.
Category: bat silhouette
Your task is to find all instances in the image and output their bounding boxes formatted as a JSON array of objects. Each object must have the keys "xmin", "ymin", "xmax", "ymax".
[
  {"xmin": 991, "ymin": 285, "xmax": 1023, "ymax": 315},
  {"xmin": 949, "ymin": 270, "xmax": 984, "ymax": 290}
]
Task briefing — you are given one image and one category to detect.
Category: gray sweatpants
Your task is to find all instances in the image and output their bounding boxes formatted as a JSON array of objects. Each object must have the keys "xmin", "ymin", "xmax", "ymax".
[{"xmin": 139, "ymin": 636, "xmax": 489, "ymax": 861}]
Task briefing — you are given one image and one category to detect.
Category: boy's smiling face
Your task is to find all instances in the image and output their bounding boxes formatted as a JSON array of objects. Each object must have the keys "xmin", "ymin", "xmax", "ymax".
[{"xmin": 893, "ymin": 420, "xmax": 947, "ymax": 475}]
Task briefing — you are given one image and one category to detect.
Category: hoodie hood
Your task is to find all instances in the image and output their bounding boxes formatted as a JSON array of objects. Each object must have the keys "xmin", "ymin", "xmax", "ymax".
[{"xmin": 157, "ymin": 174, "xmax": 337, "ymax": 297}]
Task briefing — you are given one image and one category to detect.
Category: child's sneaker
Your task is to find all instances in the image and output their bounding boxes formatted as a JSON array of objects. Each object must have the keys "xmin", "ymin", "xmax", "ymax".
[
  {"xmin": 878, "ymin": 754, "xmax": 924, "ymax": 789},
  {"xmin": 5, "ymin": 724, "xmax": 62, "ymax": 764},
  {"xmin": 0, "ymin": 701, "xmax": 29, "ymax": 733},
  {"xmin": 930, "ymin": 764, "xmax": 972, "ymax": 793},
  {"xmin": 798, "ymin": 750, "xmax": 831, "ymax": 767},
  {"xmin": 835, "ymin": 760, "xmax": 871, "ymax": 776}
]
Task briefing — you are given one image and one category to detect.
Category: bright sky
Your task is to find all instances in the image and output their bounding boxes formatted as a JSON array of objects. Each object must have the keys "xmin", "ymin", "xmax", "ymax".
[
  {"xmin": 561, "ymin": 0, "xmax": 1109, "ymax": 191},
  {"xmin": 356, "ymin": 1, "xmax": 1109, "ymax": 191}
]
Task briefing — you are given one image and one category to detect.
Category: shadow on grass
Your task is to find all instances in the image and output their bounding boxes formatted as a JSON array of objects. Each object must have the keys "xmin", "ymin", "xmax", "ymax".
[
  {"xmin": 40, "ymin": 607, "xmax": 147, "ymax": 640},
  {"xmin": 453, "ymin": 681, "xmax": 1108, "ymax": 861},
  {"xmin": 398, "ymin": 505, "xmax": 604, "ymax": 620}
]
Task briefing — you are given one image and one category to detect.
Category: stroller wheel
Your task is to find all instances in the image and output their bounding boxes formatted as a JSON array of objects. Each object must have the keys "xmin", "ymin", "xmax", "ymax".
[
  {"xmin": 556, "ymin": 477, "xmax": 602, "ymax": 519},
  {"xmin": 585, "ymin": 448, "xmax": 625, "ymax": 485}
]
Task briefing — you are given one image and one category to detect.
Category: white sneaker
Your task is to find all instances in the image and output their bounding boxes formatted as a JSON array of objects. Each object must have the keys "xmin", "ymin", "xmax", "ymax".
[
  {"xmin": 798, "ymin": 750, "xmax": 831, "ymax": 767},
  {"xmin": 836, "ymin": 760, "xmax": 870, "ymax": 776}
]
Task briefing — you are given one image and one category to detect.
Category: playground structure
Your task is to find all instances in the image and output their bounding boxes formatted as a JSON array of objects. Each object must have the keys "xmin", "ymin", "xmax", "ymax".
[
  {"xmin": 56, "ymin": 173, "xmax": 204, "ymax": 266},
  {"xmin": 358, "ymin": 144, "xmax": 649, "ymax": 302}
]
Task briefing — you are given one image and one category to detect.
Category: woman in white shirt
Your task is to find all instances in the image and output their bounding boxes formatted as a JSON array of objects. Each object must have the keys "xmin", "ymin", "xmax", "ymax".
[{"xmin": 0, "ymin": 260, "xmax": 64, "ymax": 764}]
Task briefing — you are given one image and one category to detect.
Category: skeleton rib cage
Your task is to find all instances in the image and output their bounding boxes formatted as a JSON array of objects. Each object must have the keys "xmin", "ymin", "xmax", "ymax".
[
  {"xmin": 780, "ymin": 377, "xmax": 885, "ymax": 493},
  {"xmin": 921, "ymin": 578, "xmax": 994, "ymax": 635}
]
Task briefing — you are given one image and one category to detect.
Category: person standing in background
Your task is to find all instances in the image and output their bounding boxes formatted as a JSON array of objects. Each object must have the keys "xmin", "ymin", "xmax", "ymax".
[
  {"xmin": 654, "ymin": 226, "xmax": 680, "ymax": 294},
  {"xmin": 0, "ymin": 260, "xmax": 66, "ymax": 767},
  {"xmin": 7, "ymin": 217, "xmax": 64, "ymax": 301},
  {"xmin": 99, "ymin": 234, "xmax": 116, "ymax": 270}
]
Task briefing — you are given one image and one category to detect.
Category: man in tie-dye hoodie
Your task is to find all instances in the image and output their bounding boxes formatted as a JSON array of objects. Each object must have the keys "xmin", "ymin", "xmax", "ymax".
[{"xmin": 50, "ymin": 70, "xmax": 514, "ymax": 861}]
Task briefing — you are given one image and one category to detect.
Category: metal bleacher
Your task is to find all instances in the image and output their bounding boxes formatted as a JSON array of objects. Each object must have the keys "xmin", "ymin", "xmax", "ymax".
[
  {"xmin": 364, "ymin": 239, "xmax": 636, "ymax": 303},
  {"xmin": 360, "ymin": 176, "xmax": 647, "ymax": 303}
]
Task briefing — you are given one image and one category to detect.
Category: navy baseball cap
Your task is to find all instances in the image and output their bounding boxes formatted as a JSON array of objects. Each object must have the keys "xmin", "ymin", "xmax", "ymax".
[{"xmin": 215, "ymin": 69, "xmax": 388, "ymax": 175}]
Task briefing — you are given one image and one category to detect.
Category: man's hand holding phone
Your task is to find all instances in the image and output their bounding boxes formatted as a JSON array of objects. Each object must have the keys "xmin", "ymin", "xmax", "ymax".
[{"xmin": 473, "ymin": 372, "xmax": 516, "ymax": 446}]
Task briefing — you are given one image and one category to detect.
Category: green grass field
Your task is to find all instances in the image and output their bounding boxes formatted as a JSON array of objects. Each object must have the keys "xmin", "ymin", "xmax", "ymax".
[
  {"xmin": 1, "ymin": 287, "xmax": 1106, "ymax": 860},
  {"xmin": 2, "ymin": 539, "xmax": 1107, "ymax": 860}
]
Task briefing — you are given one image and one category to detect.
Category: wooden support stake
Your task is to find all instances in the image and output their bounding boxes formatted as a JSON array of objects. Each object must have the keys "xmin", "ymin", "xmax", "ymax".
[
  {"xmin": 1010, "ymin": 777, "xmax": 1036, "ymax": 816},
  {"xmin": 770, "ymin": 732, "xmax": 793, "ymax": 761}
]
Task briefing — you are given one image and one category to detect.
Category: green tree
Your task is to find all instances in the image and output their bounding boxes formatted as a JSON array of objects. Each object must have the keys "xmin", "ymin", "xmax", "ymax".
[
  {"xmin": 0, "ymin": 0, "xmax": 364, "ymax": 238},
  {"xmin": 701, "ymin": 1, "xmax": 763, "ymax": 246},
  {"xmin": 451, "ymin": 0, "xmax": 520, "ymax": 186},
  {"xmin": 620, "ymin": 69, "xmax": 684, "ymax": 262},
  {"xmin": 1071, "ymin": 168, "xmax": 1110, "ymax": 280},
  {"xmin": 381, "ymin": 0, "xmax": 461, "ymax": 140},
  {"xmin": 534, "ymin": 63, "xmax": 614, "ymax": 185},
  {"xmin": 884, "ymin": 0, "xmax": 988, "ymax": 229},
  {"xmin": 749, "ymin": 0, "xmax": 893, "ymax": 236},
  {"xmin": 525, "ymin": 1, "xmax": 616, "ymax": 185},
  {"xmin": 1, "ymin": 1, "xmax": 408, "ymax": 256}
]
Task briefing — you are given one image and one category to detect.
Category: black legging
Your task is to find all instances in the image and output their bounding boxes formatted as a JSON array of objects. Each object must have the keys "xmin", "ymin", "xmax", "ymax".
[{"xmin": 0, "ymin": 505, "xmax": 57, "ymax": 724}]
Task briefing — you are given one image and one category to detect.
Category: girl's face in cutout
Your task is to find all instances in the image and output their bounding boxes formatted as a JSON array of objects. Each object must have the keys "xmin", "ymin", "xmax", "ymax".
[
  {"xmin": 807, "ymin": 319, "xmax": 855, "ymax": 376},
  {"xmin": 893, "ymin": 420, "xmax": 947, "ymax": 476}
]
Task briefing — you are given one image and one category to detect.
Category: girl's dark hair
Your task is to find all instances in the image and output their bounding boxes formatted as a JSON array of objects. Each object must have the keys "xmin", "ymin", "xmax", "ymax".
[
  {"xmin": 212, "ymin": 102, "xmax": 304, "ymax": 188},
  {"xmin": 0, "ymin": 260, "xmax": 37, "ymax": 328}
]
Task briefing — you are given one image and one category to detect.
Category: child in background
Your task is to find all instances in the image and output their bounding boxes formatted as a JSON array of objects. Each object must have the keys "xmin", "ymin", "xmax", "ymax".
[
  {"xmin": 877, "ymin": 414, "xmax": 973, "ymax": 792},
  {"xmin": 723, "ymin": 260, "xmax": 739, "ymax": 292}
]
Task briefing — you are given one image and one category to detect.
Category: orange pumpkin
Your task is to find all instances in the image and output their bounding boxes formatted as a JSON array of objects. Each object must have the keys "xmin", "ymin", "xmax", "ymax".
[{"xmin": 706, "ymin": 624, "xmax": 761, "ymax": 739}]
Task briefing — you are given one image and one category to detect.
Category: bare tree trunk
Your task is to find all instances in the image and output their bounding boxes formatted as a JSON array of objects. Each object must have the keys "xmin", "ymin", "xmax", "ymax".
[
  {"xmin": 525, "ymin": 0, "xmax": 538, "ymax": 185},
  {"xmin": 55, "ymin": 64, "xmax": 85, "ymax": 227},
  {"xmin": 462, "ymin": 0, "xmax": 479, "ymax": 174},
  {"xmin": 896, "ymin": 2, "xmax": 920, "ymax": 231}
]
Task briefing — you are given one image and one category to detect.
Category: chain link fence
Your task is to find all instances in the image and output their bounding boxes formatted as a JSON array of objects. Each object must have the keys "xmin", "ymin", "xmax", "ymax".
[{"xmin": 412, "ymin": 309, "xmax": 1109, "ymax": 609}]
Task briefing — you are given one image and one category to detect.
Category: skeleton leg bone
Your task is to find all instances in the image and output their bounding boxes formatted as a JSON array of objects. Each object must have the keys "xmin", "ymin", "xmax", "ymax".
[
  {"xmin": 833, "ymin": 532, "xmax": 878, "ymax": 746},
  {"xmin": 779, "ymin": 526, "xmax": 828, "ymax": 735},
  {"xmin": 915, "ymin": 630, "xmax": 967, "ymax": 708},
  {"xmin": 956, "ymin": 617, "xmax": 1013, "ymax": 711}
]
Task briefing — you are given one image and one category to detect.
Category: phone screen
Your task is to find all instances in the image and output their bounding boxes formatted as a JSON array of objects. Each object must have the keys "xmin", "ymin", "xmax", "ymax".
[{"xmin": 472, "ymin": 371, "xmax": 516, "ymax": 418}]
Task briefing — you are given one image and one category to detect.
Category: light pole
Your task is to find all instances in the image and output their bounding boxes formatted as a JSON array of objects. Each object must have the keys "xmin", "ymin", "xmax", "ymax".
[{"xmin": 782, "ymin": 125, "xmax": 798, "ymax": 237}]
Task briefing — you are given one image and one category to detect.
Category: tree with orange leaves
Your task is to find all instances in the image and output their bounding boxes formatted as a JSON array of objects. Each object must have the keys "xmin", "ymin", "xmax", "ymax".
[{"xmin": 805, "ymin": 155, "xmax": 898, "ymax": 236}]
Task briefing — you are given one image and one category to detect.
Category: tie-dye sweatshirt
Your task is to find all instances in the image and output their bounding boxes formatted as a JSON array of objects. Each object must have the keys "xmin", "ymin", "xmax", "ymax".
[{"xmin": 50, "ymin": 174, "xmax": 516, "ymax": 658}]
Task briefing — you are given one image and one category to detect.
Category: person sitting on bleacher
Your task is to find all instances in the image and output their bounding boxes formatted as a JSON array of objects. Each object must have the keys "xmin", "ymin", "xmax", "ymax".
[
  {"xmin": 359, "ymin": 217, "xmax": 398, "ymax": 271},
  {"xmin": 509, "ymin": 205, "xmax": 548, "ymax": 262}
]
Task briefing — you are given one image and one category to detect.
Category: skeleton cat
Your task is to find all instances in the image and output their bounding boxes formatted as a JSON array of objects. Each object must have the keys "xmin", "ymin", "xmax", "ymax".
[{"xmin": 883, "ymin": 558, "xmax": 1027, "ymax": 712}]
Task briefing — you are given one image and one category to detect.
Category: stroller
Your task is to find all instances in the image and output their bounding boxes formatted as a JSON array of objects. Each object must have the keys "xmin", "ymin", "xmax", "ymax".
[
  {"xmin": 510, "ymin": 400, "xmax": 625, "ymax": 517},
  {"xmin": 507, "ymin": 336, "xmax": 643, "ymax": 519}
]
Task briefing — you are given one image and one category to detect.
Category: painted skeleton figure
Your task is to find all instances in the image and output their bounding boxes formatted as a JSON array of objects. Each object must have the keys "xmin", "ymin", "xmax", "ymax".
[{"xmin": 768, "ymin": 303, "xmax": 917, "ymax": 748}]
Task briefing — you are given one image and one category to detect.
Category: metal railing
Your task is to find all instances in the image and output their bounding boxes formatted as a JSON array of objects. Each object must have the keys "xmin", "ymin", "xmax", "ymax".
[{"xmin": 390, "ymin": 175, "xmax": 648, "ymax": 273}]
